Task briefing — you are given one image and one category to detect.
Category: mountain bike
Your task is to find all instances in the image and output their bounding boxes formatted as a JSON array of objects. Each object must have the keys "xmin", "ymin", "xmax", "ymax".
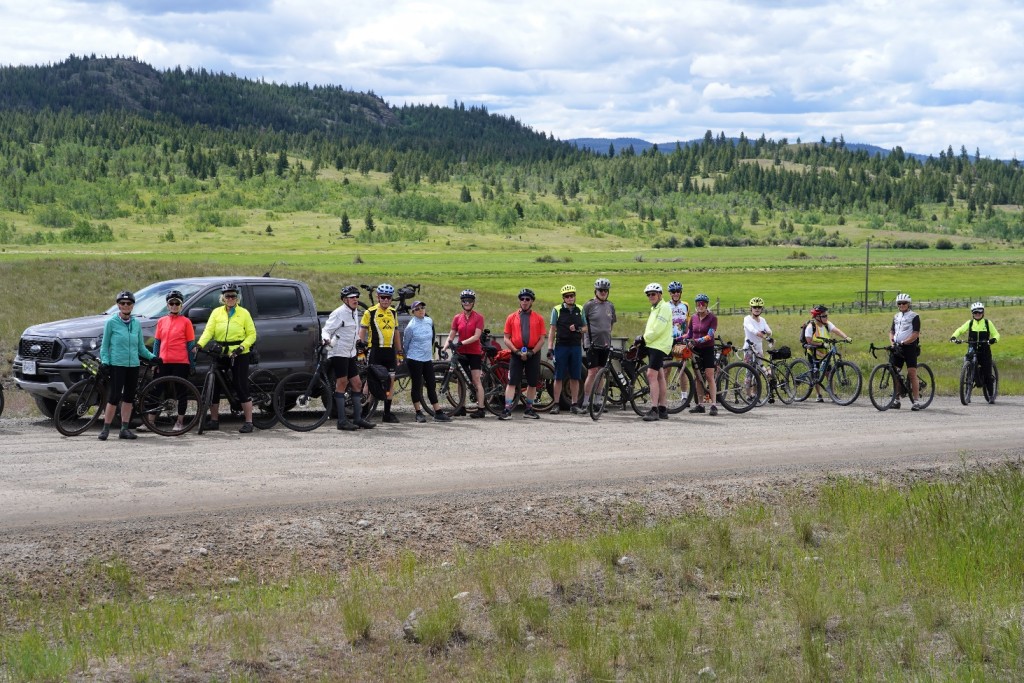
[
  {"xmin": 952, "ymin": 339, "xmax": 998, "ymax": 405},
  {"xmin": 866, "ymin": 343, "xmax": 935, "ymax": 411},
  {"xmin": 196, "ymin": 347, "xmax": 279, "ymax": 433},
  {"xmin": 700, "ymin": 337, "xmax": 762, "ymax": 414},
  {"xmin": 742, "ymin": 337, "xmax": 797, "ymax": 406},
  {"xmin": 484, "ymin": 350, "xmax": 558, "ymax": 416},
  {"xmin": 788, "ymin": 338, "xmax": 862, "ymax": 405},
  {"xmin": 587, "ymin": 343, "xmax": 652, "ymax": 419},
  {"xmin": 53, "ymin": 351, "xmax": 201, "ymax": 437}
]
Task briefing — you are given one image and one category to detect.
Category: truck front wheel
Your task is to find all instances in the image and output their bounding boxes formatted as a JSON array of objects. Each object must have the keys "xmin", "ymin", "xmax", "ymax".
[{"xmin": 33, "ymin": 396, "xmax": 58, "ymax": 419}]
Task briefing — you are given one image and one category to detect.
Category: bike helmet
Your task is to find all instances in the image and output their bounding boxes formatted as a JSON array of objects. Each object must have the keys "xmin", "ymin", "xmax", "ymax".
[
  {"xmin": 340, "ymin": 285, "xmax": 360, "ymax": 299},
  {"xmin": 811, "ymin": 304, "xmax": 828, "ymax": 316},
  {"xmin": 695, "ymin": 293, "xmax": 710, "ymax": 304},
  {"xmin": 116, "ymin": 290, "xmax": 135, "ymax": 304},
  {"xmin": 221, "ymin": 282, "xmax": 238, "ymax": 293},
  {"xmin": 165, "ymin": 289, "xmax": 184, "ymax": 303},
  {"xmin": 749, "ymin": 297, "xmax": 765, "ymax": 307},
  {"xmin": 644, "ymin": 282, "xmax": 663, "ymax": 294},
  {"xmin": 594, "ymin": 278, "xmax": 611, "ymax": 290},
  {"xmin": 970, "ymin": 302, "xmax": 984, "ymax": 313},
  {"xmin": 895, "ymin": 292, "xmax": 911, "ymax": 304},
  {"xmin": 668, "ymin": 281, "xmax": 683, "ymax": 293},
  {"xmin": 560, "ymin": 284, "xmax": 577, "ymax": 296},
  {"xmin": 460, "ymin": 289, "xmax": 476, "ymax": 301},
  {"xmin": 376, "ymin": 283, "xmax": 395, "ymax": 297},
  {"xmin": 518, "ymin": 288, "xmax": 535, "ymax": 300}
]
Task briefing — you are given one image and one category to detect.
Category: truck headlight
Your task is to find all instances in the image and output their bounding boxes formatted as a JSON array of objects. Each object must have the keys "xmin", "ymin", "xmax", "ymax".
[{"xmin": 63, "ymin": 337, "xmax": 99, "ymax": 352}]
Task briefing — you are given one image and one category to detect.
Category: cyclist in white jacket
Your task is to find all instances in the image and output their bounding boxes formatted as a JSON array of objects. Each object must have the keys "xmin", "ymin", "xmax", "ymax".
[{"xmin": 322, "ymin": 286, "xmax": 374, "ymax": 430}]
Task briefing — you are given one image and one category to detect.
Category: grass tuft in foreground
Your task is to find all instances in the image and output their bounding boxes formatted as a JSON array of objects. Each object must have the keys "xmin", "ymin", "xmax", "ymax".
[{"xmin": 2, "ymin": 461, "xmax": 1022, "ymax": 680}]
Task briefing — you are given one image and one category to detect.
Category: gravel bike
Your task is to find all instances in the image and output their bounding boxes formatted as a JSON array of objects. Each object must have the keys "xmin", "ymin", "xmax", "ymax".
[
  {"xmin": 433, "ymin": 330, "xmax": 515, "ymax": 416},
  {"xmin": 867, "ymin": 343, "xmax": 935, "ymax": 411},
  {"xmin": 742, "ymin": 337, "xmax": 797, "ymax": 406},
  {"xmin": 196, "ymin": 346, "xmax": 279, "ymax": 433},
  {"xmin": 54, "ymin": 351, "xmax": 201, "ymax": 437},
  {"xmin": 587, "ymin": 341, "xmax": 692, "ymax": 420},
  {"xmin": 484, "ymin": 349, "xmax": 558, "ymax": 416},
  {"xmin": 952, "ymin": 339, "xmax": 998, "ymax": 405},
  {"xmin": 788, "ymin": 338, "xmax": 862, "ymax": 405},
  {"xmin": 703, "ymin": 337, "xmax": 762, "ymax": 414}
]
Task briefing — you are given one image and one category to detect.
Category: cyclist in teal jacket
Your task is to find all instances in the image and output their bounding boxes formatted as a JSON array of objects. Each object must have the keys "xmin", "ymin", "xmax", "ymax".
[{"xmin": 98, "ymin": 290, "xmax": 158, "ymax": 441}]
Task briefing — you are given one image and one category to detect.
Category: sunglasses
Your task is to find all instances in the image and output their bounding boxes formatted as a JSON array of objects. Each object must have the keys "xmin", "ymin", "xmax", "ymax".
[
  {"xmin": 378, "ymin": 295, "xmax": 392, "ymax": 300},
  {"xmin": 596, "ymin": 288, "xmax": 609, "ymax": 293},
  {"xmin": 117, "ymin": 301, "xmax": 134, "ymax": 306},
  {"xmin": 973, "ymin": 310, "xmax": 984, "ymax": 314},
  {"xmin": 563, "ymin": 294, "xmax": 576, "ymax": 298},
  {"xmin": 167, "ymin": 300, "xmax": 182, "ymax": 306},
  {"xmin": 519, "ymin": 297, "xmax": 533, "ymax": 302},
  {"xmin": 224, "ymin": 294, "xmax": 238, "ymax": 299},
  {"xmin": 461, "ymin": 299, "xmax": 475, "ymax": 303},
  {"xmin": 751, "ymin": 306, "xmax": 763, "ymax": 309}
]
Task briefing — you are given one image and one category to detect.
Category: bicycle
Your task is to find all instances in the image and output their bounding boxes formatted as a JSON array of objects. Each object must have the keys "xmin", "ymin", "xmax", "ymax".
[
  {"xmin": 432, "ymin": 329, "xmax": 513, "ymax": 416},
  {"xmin": 866, "ymin": 343, "xmax": 935, "ymax": 411},
  {"xmin": 585, "ymin": 340, "xmax": 692, "ymax": 420},
  {"xmin": 53, "ymin": 351, "xmax": 202, "ymax": 437},
  {"xmin": 952, "ymin": 339, "xmax": 998, "ymax": 405},
  {"xmin": 484, "ymin": 348, "xmax": 558, "ymax": 416},
  {"xmin": 742, "ymin": 337, "xmax": 797, "ymax": 406},
  {"xmin": 196, "ymin": 346, "xmax": 279, "ymax": 433},
  {"xmin": 699, "ymin": 337, "xmax": 762, "ymax": 414},
  {"xmin": 788, "ymin": 338, "xmax": 862, "ymax": 405}
]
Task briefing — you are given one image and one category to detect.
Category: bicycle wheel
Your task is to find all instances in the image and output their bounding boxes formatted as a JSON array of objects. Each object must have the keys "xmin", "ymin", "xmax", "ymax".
[
  {"xmin": 772, "ymin": 363, "xmax": 797, "ymax": 405},
  {"xmin": 717, "ymin": 361, "xmax": 761, "ymax": 414},
  {"xmin": 826, "ymin": 361, "xmax": 862, "ymax": 406},
  {"xmin": 197, "ymin": 373, "xmax": 216, "ymax": 434},
  {"xmin": 484, "ymin": 362, "xmax": 513, "ymax": 416},
  {"xmin": 629, "ymin": 364, "xmax": 654, "ymax": 416},
  {"xmin": 54, "ymin": 377, "xmax": 107, "ymax": 436},
  {"xmin": 248, "ymin": 369, "xmax": 279, "ymax": 429},
  {"xmin": 423, "ymin": 362, "xmax": 466, "ymax": 417},
  {"xmin": 915, "ymin": 364, "xmax": 935, "ymax": 410},
  {"xmin": 984, "ymin": 362, "xmax": 999, "ymax": 404},
  {"xmin": 589, "ymin": 368, "xmax": 612, "ymax": 420},
  {"xmin": 868, "ymin": 364, "xmax": 897, "ymax": 411},
  {"xmin": 959, "ymin": 361, "xmax": 974, "ymax": 405},
  {"xmin": 137, "ymin": 376, "xmax": 201, "ymax": 436},
  {"xmin": 663, "ymin": 361, "xmax": 694, "ymax": 413},
  {"xmin": 788, "ymin": 358, "xmax": 814, "ymax": 402},
  {"xmin": 274, "ymin": 372, "xmax": 332, "ymax": 431},
  {"xmin": 531, "ymin": 360, "xmax": 557, "ymax": 412}
]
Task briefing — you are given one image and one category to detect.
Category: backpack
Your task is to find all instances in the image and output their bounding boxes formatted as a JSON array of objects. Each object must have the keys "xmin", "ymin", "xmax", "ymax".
[
  {"xmin": 798, "ymin": 320, "xmax": 812, "ymax": 349},
  {"xmin": 364, "ymin": 363, "xmax": 390, "ymax": 400}
]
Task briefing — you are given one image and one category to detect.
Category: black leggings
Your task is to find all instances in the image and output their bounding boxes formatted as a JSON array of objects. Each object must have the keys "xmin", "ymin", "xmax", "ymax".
[
  {"xmin": 107, "ymin": 366, "xmax": 140, "ymax": 407},
  {"xmin": 407, "ymin": 358, "xmax": 438, "ymax": 406}
]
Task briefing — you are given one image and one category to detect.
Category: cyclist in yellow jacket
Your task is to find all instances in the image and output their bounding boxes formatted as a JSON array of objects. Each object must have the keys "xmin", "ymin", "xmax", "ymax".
[
  {"xmin": 950, "ymin": 302, "xmax": 1001, "ymax": 398},
  {"xmin": 641, "ymin": 283, "xmax": 673, "ymax": 422},
  {"xmin": 197, "ymin": 282, "xmax": 258, "ymax": 433}
]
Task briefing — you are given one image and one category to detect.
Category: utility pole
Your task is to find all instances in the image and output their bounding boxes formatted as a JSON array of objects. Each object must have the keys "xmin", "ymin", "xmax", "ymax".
[{"xmin": 864, "ymin": 239, "xmax": 870, "ymax": 310}]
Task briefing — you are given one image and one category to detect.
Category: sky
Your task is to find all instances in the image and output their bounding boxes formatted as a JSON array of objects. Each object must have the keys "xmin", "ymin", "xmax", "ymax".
[{"xmin": 2, "ymin": 0, "xmax": 1023, "ymax": 160}]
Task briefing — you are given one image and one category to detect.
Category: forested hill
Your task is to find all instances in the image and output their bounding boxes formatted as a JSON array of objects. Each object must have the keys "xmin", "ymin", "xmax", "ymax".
[{"xmin": 0, "ymin": 54, "xmax": 581, "ymax": 166}]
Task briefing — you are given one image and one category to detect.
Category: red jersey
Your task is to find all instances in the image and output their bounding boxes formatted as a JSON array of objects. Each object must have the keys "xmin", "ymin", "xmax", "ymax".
[
  {"xmin": 450, "ymin": 310, "xmax": 485, "ymax": 355},
  {"xmin": 154, "ymin": 314, "xmax": 195, "ymax": 364}
]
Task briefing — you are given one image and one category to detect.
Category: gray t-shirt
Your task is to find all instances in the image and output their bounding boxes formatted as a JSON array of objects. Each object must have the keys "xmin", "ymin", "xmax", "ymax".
[{"xmin": 583, "ymin": 298, "xmax": 617, "ymax": 348}]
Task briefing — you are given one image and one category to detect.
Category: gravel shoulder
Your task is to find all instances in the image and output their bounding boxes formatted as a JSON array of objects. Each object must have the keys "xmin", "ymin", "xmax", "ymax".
[{"xmin": 2, "ymin": 397, "xmax": 1021, "ymax": 590}]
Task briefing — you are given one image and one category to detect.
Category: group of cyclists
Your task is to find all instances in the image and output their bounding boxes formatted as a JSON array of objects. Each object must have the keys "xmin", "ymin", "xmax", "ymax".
[{"xmin": 91, "ymin": 279, "xmax": 1004, "ymax": 439}]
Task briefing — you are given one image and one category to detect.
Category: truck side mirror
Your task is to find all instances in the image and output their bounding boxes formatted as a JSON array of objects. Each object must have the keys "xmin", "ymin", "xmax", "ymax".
[{"xmin": 188, "ymin": 308, "xmax": 212, "ymax": 324}]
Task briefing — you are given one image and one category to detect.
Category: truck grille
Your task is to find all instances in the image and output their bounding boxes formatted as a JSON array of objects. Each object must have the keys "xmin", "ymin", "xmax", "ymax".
[{"xmin": 19, "ymin": 338, "xmax": 63, "ymax": 361}]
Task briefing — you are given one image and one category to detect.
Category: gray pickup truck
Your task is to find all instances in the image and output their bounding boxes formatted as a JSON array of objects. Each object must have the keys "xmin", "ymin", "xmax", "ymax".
[{"xmin": 14, "ymin": 276, "xmax": 327, "ymax": 417}]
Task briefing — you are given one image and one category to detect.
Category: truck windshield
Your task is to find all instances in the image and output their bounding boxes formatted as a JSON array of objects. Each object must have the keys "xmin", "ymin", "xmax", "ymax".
[{"xmin": 104, "ymin": 282, "xmax": 206, "ymax": 318}]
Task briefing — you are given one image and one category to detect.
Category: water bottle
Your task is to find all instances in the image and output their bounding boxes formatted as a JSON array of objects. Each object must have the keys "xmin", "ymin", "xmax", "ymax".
[{"xmin": 521, "ymin": 346, "xmax": 528, "ymax": 355}]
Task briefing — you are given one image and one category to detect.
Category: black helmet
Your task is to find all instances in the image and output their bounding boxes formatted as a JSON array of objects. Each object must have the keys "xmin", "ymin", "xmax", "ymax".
[
  {"xmin": 221, "ymin": 282, "xmax": 238, "ymax": 294},
  {"xmin": 518, "ymin": 288, "xmax": 535, "ymax": 300},
  {"xmin": 116, "ymin": 290, "xmax": 135, "ymax": 304},
  {"xmin": 165, "ymin": 289, "xmax": 184, "ymax": 303},
  {"xmin": 811, "ymin": 304, "xmax": 829, "ymax": 317},
  {"xmin": 340, "ymin": 285, "xmax": 360, "ymax": 299}
]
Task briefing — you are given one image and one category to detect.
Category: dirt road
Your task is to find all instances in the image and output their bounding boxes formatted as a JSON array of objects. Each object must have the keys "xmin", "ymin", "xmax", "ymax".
[{"xmin": 2, "ymin": 397, "xmax": 1021, "ymax": 586}]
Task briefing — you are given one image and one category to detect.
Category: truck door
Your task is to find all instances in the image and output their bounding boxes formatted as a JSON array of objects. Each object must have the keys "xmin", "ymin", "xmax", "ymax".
[{"xmin": 247, "ymin": 282, "xmax": 317, "ymax": 374}]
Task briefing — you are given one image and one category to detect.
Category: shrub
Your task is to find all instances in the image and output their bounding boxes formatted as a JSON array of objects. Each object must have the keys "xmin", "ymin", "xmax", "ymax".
[{"xmin": 935, "ymin": 238, "xmax": 954, "ymax": 250}]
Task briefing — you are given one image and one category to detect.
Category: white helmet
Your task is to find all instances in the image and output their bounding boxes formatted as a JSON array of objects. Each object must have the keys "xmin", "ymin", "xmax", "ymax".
[
  {"xmin": 970, "ymin": 302, "xmax": 984, "ymax": 313},
  {"xmin": 895, "ymin": 293, "xmax": 911, "ymax": 304},
  {"xmin": 644, "ymin": 283, "xmax": 663, "ymax": 295}
]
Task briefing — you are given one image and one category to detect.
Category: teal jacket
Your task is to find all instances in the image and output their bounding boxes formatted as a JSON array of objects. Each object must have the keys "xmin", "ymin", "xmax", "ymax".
[{"xmin": 100, "ymin": 314, "xmax": 155, "ymax": 367}]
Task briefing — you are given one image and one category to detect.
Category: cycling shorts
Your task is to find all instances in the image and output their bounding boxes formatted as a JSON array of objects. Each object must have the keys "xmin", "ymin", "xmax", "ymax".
[
  {"xmin": 508, "ymin": 352, "xmax": 540, "ymax": 387},
  {"xmin": 586, "ymin": 347, "xmax": 610, "ymax": 370},
  {"xmin": 330, "ymin": 355, "xmax": 360, "ymax": 380},
  {"xmin": 369, "ymin": 347, "xmax": 397, "ymax": 372},
  {"xmin": 457, "ymin": 352, "xmax": 483, "ymax": 372},
  {"xmin": 646, "ymin": 347, "xmax": 668, "ymax": 371}
]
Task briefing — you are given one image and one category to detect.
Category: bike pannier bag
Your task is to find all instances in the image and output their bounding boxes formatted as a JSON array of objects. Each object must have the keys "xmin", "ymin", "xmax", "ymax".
[{"xmin": 769, "ymin": 345, "xmax": 791, "ymax": 360}]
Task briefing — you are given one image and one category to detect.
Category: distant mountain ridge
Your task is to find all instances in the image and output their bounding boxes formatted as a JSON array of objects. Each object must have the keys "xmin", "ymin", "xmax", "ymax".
[{"xmin": 568, "ymin": 136, "xmax": 933, "ymax": 162}]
